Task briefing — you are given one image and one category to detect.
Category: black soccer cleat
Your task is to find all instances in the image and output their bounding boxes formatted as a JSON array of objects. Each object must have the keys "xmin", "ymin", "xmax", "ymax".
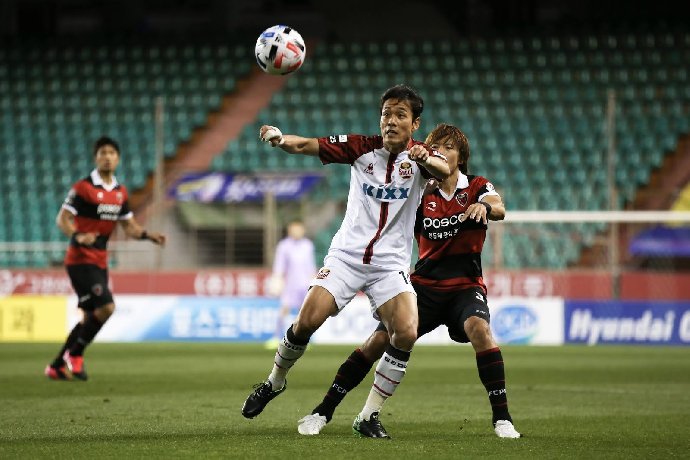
[
  {"xmin": 241, "ymin": 380, "xmax": 286, "ymax": 419},
  {"xmin": 352, "ymin": 412, "xmax": 390, "ymax": 439}
]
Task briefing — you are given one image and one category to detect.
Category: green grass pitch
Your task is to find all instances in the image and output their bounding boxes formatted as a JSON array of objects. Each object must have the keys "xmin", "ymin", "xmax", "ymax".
[{"xmin": 1, "ymin": 343, "xmax": 689, "ymax": 459}]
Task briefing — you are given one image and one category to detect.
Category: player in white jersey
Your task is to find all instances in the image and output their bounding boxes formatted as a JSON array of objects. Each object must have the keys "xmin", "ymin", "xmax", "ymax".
[{"xmin": 241, "ymin": 85, "xmax": 450, "ymax": 438}]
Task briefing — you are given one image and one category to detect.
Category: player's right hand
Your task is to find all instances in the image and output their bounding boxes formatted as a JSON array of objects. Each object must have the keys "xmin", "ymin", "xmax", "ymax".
[
  {"xmin": 75, "ymin": 232, "xmax": 98, "ymax": 246},
  {"xmin": 259, "ymin": 125, "xmax": 284, "ymax": 147}
]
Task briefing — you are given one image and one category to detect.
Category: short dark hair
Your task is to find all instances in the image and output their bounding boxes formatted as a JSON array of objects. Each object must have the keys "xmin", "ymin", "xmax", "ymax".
[
  {"xmin": 93, "ymin": 136, "xmax": 120, "ymax": 156},
  {"xmin": 425, "ymin": 124, "xmax": 470, "ymax": 174},
  {"xmin": 380, "ymin": 84, "xmax": 424, "ymax": 120}
]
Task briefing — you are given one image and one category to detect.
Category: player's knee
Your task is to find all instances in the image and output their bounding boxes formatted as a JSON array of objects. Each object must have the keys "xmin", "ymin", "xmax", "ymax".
[
  {"xmin": 464, "ymin": 316, "xmax": 491, "ymax": 341},
  {"xmin": 391, "ymin": 322, "xmax": 417, "ymax": 350},
  {"xmin": 95, "ymin": 303, "xmax": 115, "ymax": 321}
]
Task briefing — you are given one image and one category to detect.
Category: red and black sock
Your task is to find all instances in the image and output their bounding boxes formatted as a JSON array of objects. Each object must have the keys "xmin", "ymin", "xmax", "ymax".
[
  {"xmin": 476, "ymin": 347, "xmax": 512, "ymax": 424},
  {"xmin": 52, "ymin": 323, "xmax": 82, "ymax": 368},
  {"xmin": 312, "ymin": 348, "xmax": 374, "ymax": 422},
  {"xmin": 69, "ymin": 313, "xmax": 104, "ymax": 356}
]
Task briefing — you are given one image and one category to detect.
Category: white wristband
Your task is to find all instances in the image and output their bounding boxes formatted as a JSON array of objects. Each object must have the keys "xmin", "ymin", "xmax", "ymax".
[{"xmin": 262, "ymin": 126, "xmax": 283, "ymax": 145}]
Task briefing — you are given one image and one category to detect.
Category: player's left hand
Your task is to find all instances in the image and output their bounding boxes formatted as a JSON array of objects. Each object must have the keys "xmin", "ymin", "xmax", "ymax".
[
  {"xmin": 460, "ymin": 203, "xmax": 489, "ymax": 224},
  {"xmin": 408, "ymin": 144, "xmax": 430, "ymax": 165},
  {"xmin": 147, "ymin": 232, "xmax": 166, "ymax": 246}
]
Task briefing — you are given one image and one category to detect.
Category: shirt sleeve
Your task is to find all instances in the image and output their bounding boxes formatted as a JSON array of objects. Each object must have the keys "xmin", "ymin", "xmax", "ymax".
[
  {"xmin": 317, "ymin": 134, "xmax": 383, "ymax": 165},
  {"xmin": 476, "ymin": 177, "xmax": 500, "ymax": 202},
  {"xmin": 118, "ymin": 200, "xmax": 133, "ymax": 220},
  {"xmin": 118, "ymin": 188, "xmax": 133, "ymax": 220},
  {"xmin": 62, "ymin": 183, "xmax": 83, "ymax": 215}
]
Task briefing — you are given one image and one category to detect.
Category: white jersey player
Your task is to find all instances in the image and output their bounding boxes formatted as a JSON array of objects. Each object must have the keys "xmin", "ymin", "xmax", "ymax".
[{"xmin": 241, "ymin": 84, "xmax": 450, "ymax": 438}]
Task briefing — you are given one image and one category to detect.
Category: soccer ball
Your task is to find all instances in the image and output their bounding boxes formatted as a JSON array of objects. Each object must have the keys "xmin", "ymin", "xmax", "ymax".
[{"xmin": 255, "ymin": 25, "xmax": 306, "ymax": 75}]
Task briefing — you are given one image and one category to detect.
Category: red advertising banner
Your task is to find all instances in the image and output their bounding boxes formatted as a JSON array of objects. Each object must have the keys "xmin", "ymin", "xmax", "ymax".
[
  {"xmin": 0, "ymin": 268, "xmax": 687, "ymax": 300},
  {"xmin": 0, "ymin": 269, "xmax": 272, "ymax": 297},
  {"xmin": 620, "ymin": 272, "xmax": 690, "ymax": 300}
]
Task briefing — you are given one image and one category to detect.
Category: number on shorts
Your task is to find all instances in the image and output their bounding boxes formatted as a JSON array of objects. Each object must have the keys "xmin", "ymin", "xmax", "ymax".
[{"xmin": 398, "ymin": 271, "xmax": 410, "ymax": 284}]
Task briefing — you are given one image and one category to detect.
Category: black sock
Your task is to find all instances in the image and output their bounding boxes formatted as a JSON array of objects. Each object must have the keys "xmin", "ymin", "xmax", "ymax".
[
  {"xmin": 286, "ymin": 324, "xmax": 310, "ymax": 346},
  {"xmin": 69, "ymin": 313, "xmax": 104, "ymax": 356},
  {"xmin": 52, "ymin": 323, "xmax": 82, "ymax": 367},
  {"xmin": 312, "ymin": 348, "xmax": 374, "ymax": 422},
  {"xmin": 476, "ymin": 347, "xmax": 512, "ymax": 424}
]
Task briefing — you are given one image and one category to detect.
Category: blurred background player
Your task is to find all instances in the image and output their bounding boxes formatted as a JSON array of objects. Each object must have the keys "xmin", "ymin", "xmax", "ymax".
[
  {"xmin": 44, "ymin": 136, "xmax": 166, "ymax": 381},
  {"xmin": 265, "ymin": 220, "xmax": 317, "ymax": 349},
  {"xmin": 297, "ymin": 123, "xmax": 520, "ymax": 438},
  {"xmin": 241, "ymin": 85, "xmax": 450, "ymax": 438}
]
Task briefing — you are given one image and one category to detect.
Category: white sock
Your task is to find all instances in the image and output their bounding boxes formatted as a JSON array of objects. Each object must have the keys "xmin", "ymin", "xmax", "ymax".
[
  {"xmin": 359, "ymin": 389, "xmax": 386, "ymax": 420},
  {"xmin": 358, "ymin": 345, "xmax": 410, "ymax": 420},
  {"xmin": 268, "ymin": 333, "xmax": 307, "ymax": 390}
]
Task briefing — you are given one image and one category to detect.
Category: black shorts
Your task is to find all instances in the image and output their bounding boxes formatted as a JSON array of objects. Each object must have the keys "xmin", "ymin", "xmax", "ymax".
[
  {"xmin": 376, "ymin": 284, "xmax": 490, "ymax": 343},
  {"xmin": 66, "ymin": 264, "xmax": 114, "ymax": 311}
]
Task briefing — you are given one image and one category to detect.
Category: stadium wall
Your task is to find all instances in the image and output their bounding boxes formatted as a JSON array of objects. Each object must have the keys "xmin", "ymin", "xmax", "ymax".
[{"xmin": 1, "ymin": 269, "xmax": 689, "ymax": 346}]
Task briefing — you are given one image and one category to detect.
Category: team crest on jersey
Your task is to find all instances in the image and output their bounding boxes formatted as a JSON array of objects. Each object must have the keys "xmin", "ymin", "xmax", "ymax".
[
  {"xmin": 398, "ymin": 161, "xmax": 413, "ymax": 179},
  {"xmin": 92, "ymin": 283, "xmax": 103, "ymax": 296},
  {"xmin": 364, "ymin": 163, "xmax": 374, "ymax": 175},
  {"xmin": 316, "ymin": 268, "xmax": 330, "ymax": 279},
  {"xmin": 97, "ymin": 191, "xmax": 104, "ymax": 200},
  {"xmin": 456, "ymin": 192, "xmax": 469, "ymax": 207},
  {"xmin": 426, "ymin": 201, "xmax": 437, "ymax": 211},
  {"xmin": 116, "ymin": 191, "xmax": 123, "ymax": 202}
]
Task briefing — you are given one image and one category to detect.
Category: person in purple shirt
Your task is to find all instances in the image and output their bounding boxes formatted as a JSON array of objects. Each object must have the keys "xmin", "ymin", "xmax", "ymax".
[{"xmin": 266, "ymin": 220, "xmax": 317, "ymax": 349}]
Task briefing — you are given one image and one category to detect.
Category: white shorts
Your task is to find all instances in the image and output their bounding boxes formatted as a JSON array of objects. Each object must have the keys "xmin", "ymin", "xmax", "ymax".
[{"xmin": 310, "ymin": 255, "xmax": 416, "ymax": 318}]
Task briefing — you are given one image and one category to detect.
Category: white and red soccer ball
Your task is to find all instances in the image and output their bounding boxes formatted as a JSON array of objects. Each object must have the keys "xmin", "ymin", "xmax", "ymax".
[{"xmin": 255, "ymin": 25, "xmax": 306, "ymax": 75}]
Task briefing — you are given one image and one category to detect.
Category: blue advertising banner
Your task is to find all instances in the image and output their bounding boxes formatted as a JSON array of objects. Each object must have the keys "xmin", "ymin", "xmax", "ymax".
[
  {"xmin": 168, "ymin": 172, "xmax": 323, "ymax": 202},
  {"xmin": 629, "ymin": 225, "xmax": 690, "ymax": 257},
  {"xmin": 90, "ymin": 296, "xmax": 280, "ymax": 342},
  {"xmin": 565, "ymin": 301, "xmax": 690, "ymax": 345}
]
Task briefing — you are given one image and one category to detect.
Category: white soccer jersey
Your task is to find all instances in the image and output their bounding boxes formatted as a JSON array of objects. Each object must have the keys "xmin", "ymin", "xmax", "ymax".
[{"xmin": 318, "ymin": 134, "xmax": 445, "ymax": 271}]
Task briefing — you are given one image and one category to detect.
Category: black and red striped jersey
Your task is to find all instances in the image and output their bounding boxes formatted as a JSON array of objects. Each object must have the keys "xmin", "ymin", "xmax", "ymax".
[
  {"xmin": 62, "ymin": 170, "xmax": 133, "ymax": 268},
  {"xmin": 410, "ymin": 173, "xmax": 499, "ymax": 293}
]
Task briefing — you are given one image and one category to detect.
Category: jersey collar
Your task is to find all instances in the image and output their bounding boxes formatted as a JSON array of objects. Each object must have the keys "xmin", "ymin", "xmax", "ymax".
[
  {"xmin": 438, "ymin": 173, "xmax": 469, "ymax": 201},
  {"xmin": 90, "ymin": 169, "xmax": 119, "ymax": 192}
]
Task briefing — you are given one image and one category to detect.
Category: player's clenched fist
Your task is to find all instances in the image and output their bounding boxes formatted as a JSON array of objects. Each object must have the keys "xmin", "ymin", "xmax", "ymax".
[
  {"xmin": 408, "ymin": 144, "xmax": 431, "ymax": 165},
  {"xmin": 259, "ymin": 125, "xmax": 285, "ymax": 147}
]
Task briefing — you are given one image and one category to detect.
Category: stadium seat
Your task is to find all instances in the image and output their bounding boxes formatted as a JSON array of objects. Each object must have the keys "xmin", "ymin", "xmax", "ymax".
[
  {"xmin": 4, "ymin": 28, "xmax": 688, "ymax": 269},
  {"xmin": 0, "ymin": 39, "xmax": 253, "ymax": 266}
]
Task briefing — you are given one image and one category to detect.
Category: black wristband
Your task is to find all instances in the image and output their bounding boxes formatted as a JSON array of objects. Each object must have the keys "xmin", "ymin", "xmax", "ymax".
[
  {"xmin": 480, "ymin": 201, "xmax": 492, "ymax": 216},
  {"xmin": 140, "ymin": 230, "xmax": 148, "ymax": 240},
  {"xmin": 71, "ymin": 232, "xmax": 83, "ymax": 242}
]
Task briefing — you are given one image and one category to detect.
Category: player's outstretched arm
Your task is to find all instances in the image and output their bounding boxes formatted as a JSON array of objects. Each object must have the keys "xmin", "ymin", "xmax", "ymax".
[
  {"xmin": 408, "ymin": 144, "xmax": 451, "ymax": 180},
  {"xmin": 119, "ymin": 218, "xmax": 166, "ymax": 245},
  {"xmin": 259, "ymin": 125, "xmax": 319, "ymax": 156}
]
